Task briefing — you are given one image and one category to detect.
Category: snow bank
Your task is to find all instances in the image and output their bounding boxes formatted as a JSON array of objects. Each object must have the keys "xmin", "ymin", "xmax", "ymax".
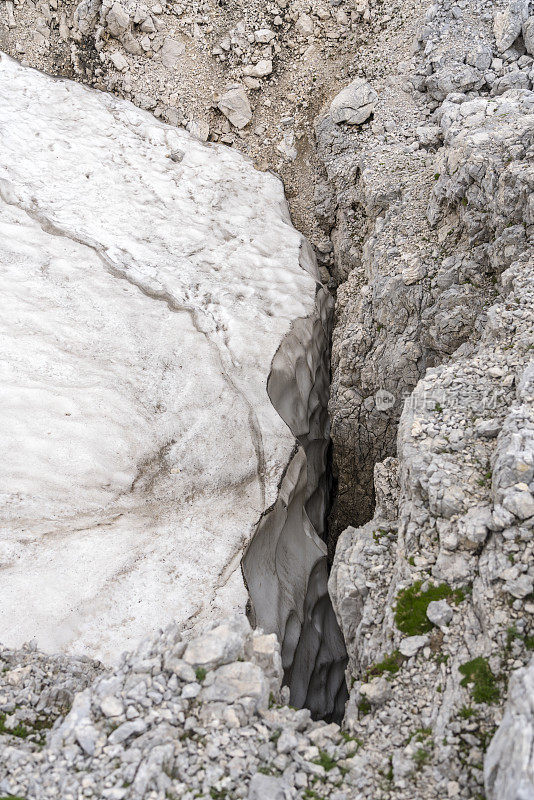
[{"xmin": 0, "ymin": 53, "xmax": 321, "ymax": 661}]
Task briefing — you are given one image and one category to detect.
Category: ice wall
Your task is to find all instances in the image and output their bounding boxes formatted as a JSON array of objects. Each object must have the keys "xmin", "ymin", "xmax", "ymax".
[{"xmin": 243, "ymin": 262, "xmax": 348, "ymax": 722}]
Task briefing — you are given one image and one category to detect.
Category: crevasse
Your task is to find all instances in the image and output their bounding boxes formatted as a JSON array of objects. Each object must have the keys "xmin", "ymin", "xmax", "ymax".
[{"xmin": 242, "ymin": 242, "xmax": 348, "ymax": 723}]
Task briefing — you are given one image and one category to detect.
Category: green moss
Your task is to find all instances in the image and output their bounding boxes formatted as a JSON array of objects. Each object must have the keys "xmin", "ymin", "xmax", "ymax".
[
  {"xmin": 459, "ymin": 657, "xmax": 500, "ymax": 704},
  {"xmin": 365, "ymin": 650, "xmax": 405, "ymax": 679},
  {"xmin": 459, "ymin": 705, "xmax": 475, "ymax": 719},
  {"xmin": 313, "ymin": 750, "xmax": 340, "ymax": 772},
  {"xmin": 269, "ymin": 729, "xmax": 281, "ymax": 743},
  {"xmin": 195, "ymin": 667, "xmax": 207, "ymax": 682},
  {"xmin": 209, "ymin": 789, "xmax": 227, "ymax": 799},
  {"xmin": 394, "ymin": 581, "xmax": 464, "ymax": 636},
  {"xmin": 372, "ymin": 528, "xmax": 390, "ymax": 543},
  {"xmin": 379, "ymin": 756, "xmax": 394, "ymax": 783},
  {"xmin": 357, "ymin": 697, "xmax": 371, "ymax": 717},
  {"xmin": 0, "ymin": 715, "xmax": 28, "ymax": 740},
  {"xmin": 340, "ymin": 731, "xmax": 363, "ymax": 748},
  {"xmin": 257, "ymin": 766, "xmax": 276, "ymax": 776},
  {"xmin": 414, "ymin": 747, "xmax": 431, "ymax": 768},
  {"xmin": 415, "ymin": 727, "xmax": 432, "ymax": 742},
  {"xmin": 505, "ymin": 625, "xmax": 534, "ymax": 652},
  {"xmin": 506, "ymin": 625, "xmax": 520, "ymax": 650}
]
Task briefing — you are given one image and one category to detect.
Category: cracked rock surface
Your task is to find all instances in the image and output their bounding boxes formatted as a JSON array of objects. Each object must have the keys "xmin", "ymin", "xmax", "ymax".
[{"xmin": 321, "ymin": 0, "xmax": 534, "ymax": 795}]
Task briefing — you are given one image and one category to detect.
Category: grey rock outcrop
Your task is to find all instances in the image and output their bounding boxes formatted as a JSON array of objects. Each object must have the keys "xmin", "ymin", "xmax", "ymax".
[
  {"xmin": 484, "ymin": 656, "xmax": 534, "ymax": 799},
  {"xmin": 321, "ymin": 0, "xmax": 534, "ymax": 796}
]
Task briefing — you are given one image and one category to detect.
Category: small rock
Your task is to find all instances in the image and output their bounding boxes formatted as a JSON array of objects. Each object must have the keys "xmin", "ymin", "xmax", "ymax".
[
  {"xmin": 295, "ymin": 13, "xmax": 314, "ymax": 36},
  {"xmin": 504, "ymin": 574, "xmax": 534, "ymax": 599},
  {"xmin": 160, "ymin": 37, "xmax": 185, "ymax": 68},
  {"xmin": 216, "ymin": 84, "xmax": 252, "ymax": 129},
  {"xmin": 360, "ymin": 676, "xmax": 391, "ymax": 705},
  {"xmin": 254, "ymin": 28, "xmax": 275, "ymax": 43},
  {"xmin": 105, "ymin": 2, "xmax": 130, "ymax": 38},
  {"xmin": 503, "ymin": 490, "xmax": 534, "ymax": 520},
  {"xmin": 186, "ymin": 120, "xmax": 209, "ymax": 142},
  {"xmin": 475, "ymin": 419, "xmax": 501, "ymax": 439},
  {"xmin": 243, "ymin": 59, "xmax": 273, "ymax": 78},
  {"xmin": 248, "ymin": 773, "xmax": 288, "ymax": 800},
  {"xmin": 109, "ymin": 51, "xmax": 129, "ymax": 71},
  {"xmin": 399, "ymin": 635, "xmax": 428, "ymax": 657},
  {"xmin": 75, "ymin": 722, "xmax": 98, "ymax": 756},
  {"xmin": 181, "ymin": 682, "xmax": 201, "ymax": 699},
  {"xmin": 100, "ymin": 696, "xmax": 124, "ymax": 718},
  {"xmin": 277, "ymin": 730, "xmax": 298, "ymax": 753},
  {"xmin": 108, "ymin": 718, "xmax": 147, "ymax": 744},
  {"xmin": 426, "ymin": 600, "xmax": 453, "ymax": 628}
]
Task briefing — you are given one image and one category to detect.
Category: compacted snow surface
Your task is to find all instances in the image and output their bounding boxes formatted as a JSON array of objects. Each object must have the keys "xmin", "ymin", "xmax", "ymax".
[{"xmin": 0, "ymin": 53, "xmax": 320, "ymax": 661}]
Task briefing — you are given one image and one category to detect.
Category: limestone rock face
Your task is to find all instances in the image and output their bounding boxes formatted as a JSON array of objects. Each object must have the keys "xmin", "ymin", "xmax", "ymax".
[
  {"xmin": 484, "ymin": 656, "xmax": 534, "ymax": 800},
  {"xmin": 319, "ymin": 0, "xmax": 534, "ymax": 794},
  {"xmin": 0, "ymin": 53, "xmax": 324, "ymax": 663}
]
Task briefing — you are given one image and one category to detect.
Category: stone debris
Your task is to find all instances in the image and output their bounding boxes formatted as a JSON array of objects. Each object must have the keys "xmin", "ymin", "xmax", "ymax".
[{"xmin": 0, "ymin": 617, "xmax": 359, "ymax": 800}]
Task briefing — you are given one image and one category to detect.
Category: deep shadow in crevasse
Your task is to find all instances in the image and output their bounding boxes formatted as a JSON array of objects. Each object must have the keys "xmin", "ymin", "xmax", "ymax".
[{"xmin": 242, "ymin": 269, "xmax": 348, "ymax": 723}]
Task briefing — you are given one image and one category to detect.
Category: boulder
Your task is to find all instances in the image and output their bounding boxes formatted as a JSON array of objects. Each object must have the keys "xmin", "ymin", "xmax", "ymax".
[
  {"xmin": 493, "ymin": 0, "xmax": 529, "ymax": 52},
  {"xmin": 330, "ymin": 79, "xmax": 378, "ymax": 125},
  {"xmin": 183, "ymin": 621, "xmax": 247, "ymax": 670},
  {"xmin": 200, "ymin": 662, "xmax": 269, "ymax": 711}
]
